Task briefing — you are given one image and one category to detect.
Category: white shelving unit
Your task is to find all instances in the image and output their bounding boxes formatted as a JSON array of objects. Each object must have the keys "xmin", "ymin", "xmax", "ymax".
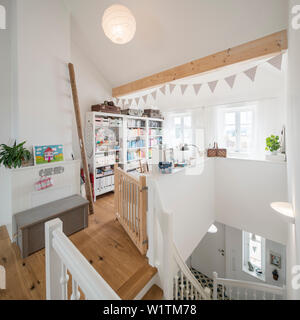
[{"xmin": 86, "ymin": 112, "xmax": 163, "ymax": 200}]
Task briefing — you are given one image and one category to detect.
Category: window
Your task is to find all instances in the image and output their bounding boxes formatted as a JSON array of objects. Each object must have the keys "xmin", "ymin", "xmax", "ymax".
[
  {"xmin": 242, "ymin": 231, "xmax": 266, "ymax": 281},
  {"xmin": 221, "ymin": 106, "xmax": 255, "ymax": 156},
  {"xmin": 172, "ymin": 114, "xmax": 193, "ymax": 147}
]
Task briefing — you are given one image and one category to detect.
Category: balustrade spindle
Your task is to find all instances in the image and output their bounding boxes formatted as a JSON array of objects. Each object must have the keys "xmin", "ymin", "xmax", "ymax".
[
  {"xmin": 60, "ymin": 264, "xmax": 69, "ymax": 300},
  {"xmin": 175, "ymin": 275, "xmax": 179, "ymax": 300},
  {"xmin": 71, "ymin": 279, "xmax": 80, "ymax": 300},
  {"xmin": 180, "ymin": 271, "xmax": 184, "ymax": 300}
]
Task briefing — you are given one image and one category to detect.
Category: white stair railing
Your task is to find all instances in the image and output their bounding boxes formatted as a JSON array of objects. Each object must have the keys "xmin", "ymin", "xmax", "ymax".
[
  {"xmin": 213, "ymin": 272, "xmax": 286, "ymax": 300},
  {"xmin": 148, "ymin": 179, "xmax": 210, "ymax": 300},
  {"xmin": 45, "ymin": 218, "xmax": 120, "ymax": 300}
]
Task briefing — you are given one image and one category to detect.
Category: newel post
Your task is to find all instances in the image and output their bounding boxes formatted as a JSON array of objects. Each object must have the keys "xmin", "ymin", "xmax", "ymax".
[
  {"xmin": 45, "ymin": 218, "xmax": 63, "ymax": 300},
  {"xmin": 212, "ymin": 272, "xmax": 218, "ymax": 300}
]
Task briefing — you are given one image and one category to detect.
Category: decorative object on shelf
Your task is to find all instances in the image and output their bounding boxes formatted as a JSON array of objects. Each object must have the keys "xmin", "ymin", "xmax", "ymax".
[
  {"xmin": 102, "ymin": 4, "xmax": 136, "ymax": 45},
  {"xmin": 265, "ymin": 134, "xmax": 281, "ymax": 154},
  {"xmin": 280, "ymin": 126, "xmax": 286, "ymax": 154},
  {"xmin": 255, "ymin": 267, "xmax": 263, "ymax": 276},
  {"xmin": 272, "ymin": 269, "xmax": 279, "ymax": 281},
  {"xmin": 143, "ymin": 108, "xmax": 164, "ymax": 119},
  {"xmin": 265, "ymin": 133, "xmax": 286, "ymax": 162},
  {"xmin": 33, "ymin": 145, "xmax": 64, "ymax": 165},
  {"xmin": 91, "ymin": 101, "xmax": 121, "ymax": 114},
  {"xmin": 158, "ymin": 161, "xmax": 173, "ymax": 174},
  {"xmin": 0, "ymin": 141, "xmax": 31, "ymax": 169},
  {"xmin": 270, "ymin": 252, "xmax": 281, "ymax": 269},
  {"xmin": 207, "ymin": 142, "xmax": 227, "ymax": 158},
  {"xmin": 121, "ymin": 108, "xmax": 143, "ymax": 117},
  {"xmin": 248, "ymin": 261, "xmax": 254, "ymax": 272}
]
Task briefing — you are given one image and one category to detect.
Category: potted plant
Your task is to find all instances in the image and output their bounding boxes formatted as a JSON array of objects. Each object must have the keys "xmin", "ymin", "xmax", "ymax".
[
  {"xmin": 0, "ymin": 141, "xmax": 32, "ymax": 169},
  {"xmin": 265, "ymin": 135, "xmax": 281, "ymax": 155}
]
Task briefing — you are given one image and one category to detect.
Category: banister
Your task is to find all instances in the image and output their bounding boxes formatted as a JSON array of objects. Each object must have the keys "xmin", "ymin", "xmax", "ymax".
[{"xmin": 46, "ymin": 218, "xmax": 120, "ymax": 300}]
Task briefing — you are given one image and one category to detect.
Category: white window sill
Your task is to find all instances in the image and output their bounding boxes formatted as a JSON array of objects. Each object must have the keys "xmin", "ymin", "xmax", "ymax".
[
  {"xmin": 219, "ymin": 155, "xmax": 286, "ymax": 165},
  {"xmin": 242, "ymin": 266, "xmax": 266, "ymax": 282}
]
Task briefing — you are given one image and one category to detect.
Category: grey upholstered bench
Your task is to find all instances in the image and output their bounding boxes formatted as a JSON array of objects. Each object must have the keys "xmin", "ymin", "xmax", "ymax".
[{"xmin": 15, "ymin": 195, "xmax": 89, "ymax": 258}]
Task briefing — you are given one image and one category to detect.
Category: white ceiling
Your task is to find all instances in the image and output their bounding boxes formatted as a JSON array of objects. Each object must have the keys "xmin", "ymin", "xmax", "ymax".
[{"xmin": 65, "ymin": 0, "xmax": 288, "ymax": 88}]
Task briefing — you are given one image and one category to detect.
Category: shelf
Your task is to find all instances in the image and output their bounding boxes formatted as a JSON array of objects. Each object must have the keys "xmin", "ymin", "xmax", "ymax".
[
  {"xmin": 127, "ymin": 136, "xmax": 146, "ymax": 139},
  {"xmin": 127, "ymin": 147, "xmax": 146, "ymax": 150},
  {"xmin": 95, "ymin": 149, "xmax": 121, "ymax": 154},
  {"xmin": 96, "ymin": 173, "xmax": 114, "ymax": 179},
  {"xmin": 127, "ymin": 158, "xmax": 146, "ymax": 163}
]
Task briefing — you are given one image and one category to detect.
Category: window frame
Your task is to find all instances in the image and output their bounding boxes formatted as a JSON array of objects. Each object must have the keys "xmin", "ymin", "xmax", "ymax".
[
  {"xmin": 218, "ymin": 105, "xmax": 256, "ymax": 158},
  {"xmin": 242, "ymin": 231, "xmax": 266, "ymax": 282}
]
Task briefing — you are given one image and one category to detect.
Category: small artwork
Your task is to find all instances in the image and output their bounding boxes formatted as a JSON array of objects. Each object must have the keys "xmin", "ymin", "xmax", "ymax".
[
  {"xmin": 270, "ymin": 252, "xmax": 281, "ymax": 269},
  {"xmin": 34, "ymin": 145, "xmax": 64, "ymax": 165}
]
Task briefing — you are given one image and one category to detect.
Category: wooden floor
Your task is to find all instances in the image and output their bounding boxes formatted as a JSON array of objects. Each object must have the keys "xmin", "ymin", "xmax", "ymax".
[{"xmin": 0, "ymin": 193, "xmax": 156, "ymax": 300}]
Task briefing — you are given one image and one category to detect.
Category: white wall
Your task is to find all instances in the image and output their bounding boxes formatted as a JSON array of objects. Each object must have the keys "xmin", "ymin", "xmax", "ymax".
[
  {"xmin": 156, "ymin": 159, "xmax": 215, "ymax": 261},
  {"xmin": 285, "ymin": 0, "xmax": 300, "ymax": 300},
  {"xmin": 0, "ymin": 0, "xmax": 12, "ymax": 144},
  {"xmin": 15, "ymin": 0, "xmax": 73, "ymax": 158},
  {"xmin": 70, "ymin": 39, "xmax": 111, "ymax": 159},
  {"xmin": 189, "ymin": 222, "xmax": 226, "ymax": 278},
  {"xmin": 215, "ymin": 158, "xmax": 288, "ymax": 245}
]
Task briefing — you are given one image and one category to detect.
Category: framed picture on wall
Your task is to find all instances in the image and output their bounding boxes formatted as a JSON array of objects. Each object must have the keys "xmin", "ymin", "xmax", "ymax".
[
  {"xmin": 270, "ymin": 252, "xmax": 281, "ymax": 269},
  {"xmin": 33, "ymin": 145, "xmax": 64, "ymax": 165}
]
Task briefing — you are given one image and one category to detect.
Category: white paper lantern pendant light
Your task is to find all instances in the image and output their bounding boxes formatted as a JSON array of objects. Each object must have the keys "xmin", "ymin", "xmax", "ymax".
[{"xmin": 102, "ymin": 4, "xmax": 136, "ymax": 44}]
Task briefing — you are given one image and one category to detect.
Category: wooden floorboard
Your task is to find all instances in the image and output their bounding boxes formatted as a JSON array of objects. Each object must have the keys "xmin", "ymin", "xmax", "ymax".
[{"xmin": 0, "ymin": 192, "xmax": 154, "ymax": 300}]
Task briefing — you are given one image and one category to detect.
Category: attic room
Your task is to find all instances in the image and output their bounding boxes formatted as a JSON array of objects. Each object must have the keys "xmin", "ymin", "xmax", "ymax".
[{"xmin": 0, "ymin": 0, "xmax": 300, "ymax": 307}]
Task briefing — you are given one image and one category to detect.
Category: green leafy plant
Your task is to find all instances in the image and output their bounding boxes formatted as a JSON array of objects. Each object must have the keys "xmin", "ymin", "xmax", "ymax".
[
  {"xmin": 265, "ymin": 135, "xmax": 281, "ymax": 153},
  {"xmin": 0, "ymin": 141, "xmax": 31, "ymax": 169}
]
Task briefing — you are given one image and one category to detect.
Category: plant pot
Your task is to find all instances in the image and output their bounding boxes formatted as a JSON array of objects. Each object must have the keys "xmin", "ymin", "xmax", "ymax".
[{"xmin": 271, "ymin": 151, "xmax": 278, "ymax": 156}]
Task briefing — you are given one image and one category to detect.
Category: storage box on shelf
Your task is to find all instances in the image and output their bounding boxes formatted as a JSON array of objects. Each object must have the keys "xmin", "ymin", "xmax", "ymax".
[{"xmin": 86, "ymin": 112, "xmax": 164, "ymax": 198}]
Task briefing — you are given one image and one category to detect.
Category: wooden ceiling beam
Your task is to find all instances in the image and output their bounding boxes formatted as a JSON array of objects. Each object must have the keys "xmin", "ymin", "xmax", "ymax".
[{"xmin": 112, "ymin": 29, "xmax": 287, "ymax": 97}]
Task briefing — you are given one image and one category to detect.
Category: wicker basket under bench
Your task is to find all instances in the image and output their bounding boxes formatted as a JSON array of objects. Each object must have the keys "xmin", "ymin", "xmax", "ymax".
[{"xmin": 15, "ymin": 195, "xmax": 89, "ymax": 259}]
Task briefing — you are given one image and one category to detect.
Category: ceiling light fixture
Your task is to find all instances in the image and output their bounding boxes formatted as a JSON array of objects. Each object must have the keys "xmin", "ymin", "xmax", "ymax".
[
  {"xmin": 102, "ymin": 4, "xmax": 136, "ymax": 45},
  {"xmin": 270, "ymin": 202, "xmax": 295, "ymax": 224},
  {"xmin": 208, "ymin": 224, "xmax": 218, "ymax": 234}
]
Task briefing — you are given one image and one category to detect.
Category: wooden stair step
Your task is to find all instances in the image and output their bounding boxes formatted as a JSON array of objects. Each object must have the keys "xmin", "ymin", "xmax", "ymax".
[
  {"xmin": 142, "ymin": 284, "xmax": 163, "ymax": 300},
  {"xmin": 117, "ymin": 264, "xmax": 157, "ymax": 300}
]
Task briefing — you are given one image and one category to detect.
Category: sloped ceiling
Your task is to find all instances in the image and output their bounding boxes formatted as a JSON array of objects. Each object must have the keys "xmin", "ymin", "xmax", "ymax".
[{"xmin": 65, "ymin": 0, "xmax": 288, "ymax": 88}]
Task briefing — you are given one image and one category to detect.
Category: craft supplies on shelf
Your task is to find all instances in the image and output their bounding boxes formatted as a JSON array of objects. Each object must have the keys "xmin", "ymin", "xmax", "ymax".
[{"xmin": 86, "ymin": 112, "xmax": 164, "ymax": 198}]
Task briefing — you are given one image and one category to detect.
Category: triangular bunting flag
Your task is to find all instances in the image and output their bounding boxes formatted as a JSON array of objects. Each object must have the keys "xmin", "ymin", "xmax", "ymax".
[
  {"xmin": 267, "ymin": 54, "xmax": 283, "ymax": 71},
  {"xmin": 244, "ymin": 66, "xmax": 257, "ymax": 82},
  {"xmin": 120, "ymin": 99, "xmax": 125, "ymax": 107},
  {"xmin": 151, "ymin": 91, "xmax": 157, "ymax": 100},
  {"xmin": 169, "ymin": 84, "xmax": 177, "ymax": 94},
  {"xmin": 135, "ymin": 97, "xmax": 140, "ymax": 106},
  {"xmin": 142, "ymin": 95, "xmax": 148, "ymax": 104},
  {"xmin": 116, "ymin": 98, "xmax": 120, "ymax": 106},
  {"xmin": 208, "ymin": 80, "xmax": 218, "ymax": 93},
  {"xmin": 225, "ymin": 75, "xmax": 236, "ymax": 89},
  {"xmin": 159, "ymin": 86, "xmax": 166, "ymax": 95},
  {"xmin": 128, "ymin": 99, "xmax": 133, "ymax": 106},
  {"xmin": 180, "ymin": 84, "xmax": 188, "ymax": 95},
  {"xmin": 193, "ymin": 84, "xmax": 202, "ymax": 95}
]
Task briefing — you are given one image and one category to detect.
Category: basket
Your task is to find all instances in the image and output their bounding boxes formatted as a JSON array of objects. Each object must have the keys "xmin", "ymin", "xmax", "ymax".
[{"xmin": 207, "ymin": 143, "xmax": 227, "ymax": 158}]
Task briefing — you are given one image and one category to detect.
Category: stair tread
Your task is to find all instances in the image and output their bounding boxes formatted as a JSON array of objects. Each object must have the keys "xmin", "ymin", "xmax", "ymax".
[
  {"xmin": 142, "ymin": 284, "xmax": 163, "ymax": 300},
  {"xmin": 117, "ymin": 264, "xmax": 157, "ymax": 300}
]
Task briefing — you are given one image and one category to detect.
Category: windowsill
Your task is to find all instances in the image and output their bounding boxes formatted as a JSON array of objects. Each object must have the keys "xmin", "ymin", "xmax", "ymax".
[
  {"xmin": 220, "ymin": 154, "xmax": 286, "ymax": 165},
  {"xmin": 242, "ymin": 266, "xmax": 266, "ymax": 282}
]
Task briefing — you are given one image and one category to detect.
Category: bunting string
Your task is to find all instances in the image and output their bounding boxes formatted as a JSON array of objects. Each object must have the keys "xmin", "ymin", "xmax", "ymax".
[{"xmin": 118, "ymin": 53, "xmax": 283, "ymax": 108}]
